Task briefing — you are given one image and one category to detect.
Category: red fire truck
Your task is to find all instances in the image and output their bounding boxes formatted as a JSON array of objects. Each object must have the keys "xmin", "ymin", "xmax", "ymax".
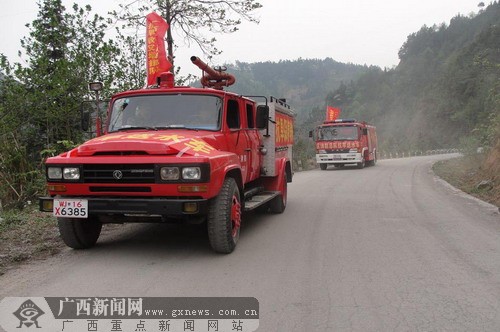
[
  {"xmin": 310, "ymin": 119, "xmax": 377, "ymax": 170},
  {"xmin": 40, "ymin": 57, "xmax": 296, "ymax": 253}
]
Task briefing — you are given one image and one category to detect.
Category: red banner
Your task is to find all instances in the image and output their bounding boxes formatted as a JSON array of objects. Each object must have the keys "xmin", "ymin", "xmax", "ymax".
[
  {"xmin": 146, "ymin": 12, "xmax": 172, "ymax": 86},
  {"xmin": 326, "ymin": 106, "xmax": 341, "ymax": 121}
]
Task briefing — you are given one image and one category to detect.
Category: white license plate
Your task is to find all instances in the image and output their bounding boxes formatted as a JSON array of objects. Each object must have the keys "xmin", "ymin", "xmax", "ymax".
[
  {"xmin": 53, "ymin": 199, "xmax": 88, "ymax": 219},
  {"xmin": 333, "ymin": 155, "xmax": 342, "ymax": 160}
]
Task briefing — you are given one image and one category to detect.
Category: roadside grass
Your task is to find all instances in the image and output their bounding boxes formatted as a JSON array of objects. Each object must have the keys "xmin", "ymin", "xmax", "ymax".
[
  {"xmin": 433, "ymin": 153, "xmax": 500, "ymax": 208},
  {"xmin": 0, "ymin": 207, "xmax": 63, "ymax": 275}
]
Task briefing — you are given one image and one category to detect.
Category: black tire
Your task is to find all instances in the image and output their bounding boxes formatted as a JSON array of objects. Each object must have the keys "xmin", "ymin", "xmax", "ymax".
[
  {"xmin": 255, "ymin": 204, "xmax": 269, "ymax": 214},
  {"xmin": 57, "ymin": 216, "xmax": 102, "ymax": 249},
  {"xmin": 368, "ymin": 152, "xmax": 377, "ymax": 166},
  {"xmin": 207, "ymin": 177, "xmax": 242, "ymax": 254},
  {"xmin": 319, "ymin": 163, "xmax": 327, "ymax": 170},
  {"xmin": 269, "ymin": 173, "xmax": 287, "ymax": 214},
  {"xmin": 357, "ymin": 157, "xmax": 365, "ymax": 169}
]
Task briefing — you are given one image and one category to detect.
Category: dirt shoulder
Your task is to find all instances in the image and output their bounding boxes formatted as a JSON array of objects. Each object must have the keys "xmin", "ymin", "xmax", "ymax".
[
  {"xmin": 0, "ymin": 208, "xmax": 63, "ymax": 276},
  {"xmin": 0, "ymin": 209, "xmax": 123, "ymax": 276},
  {"xmin": 433, "ymin": 153, "xmax": 500, "ymax": 208}
]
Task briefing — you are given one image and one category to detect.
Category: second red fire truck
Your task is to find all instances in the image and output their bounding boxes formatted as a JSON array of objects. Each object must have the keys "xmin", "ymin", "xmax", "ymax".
[{"xmin": 310, "ymin": 119, "xmax": 377, "ymax": 170}]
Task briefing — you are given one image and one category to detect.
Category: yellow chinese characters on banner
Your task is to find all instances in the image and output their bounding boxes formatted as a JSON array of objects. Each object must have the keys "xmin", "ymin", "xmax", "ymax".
[
  {"xmin": 184, "ymin": 138, "xmax": 216, "ymax": 155},
  {"xmin": 156, "ymin": 134, "xmax": 185, "ymax": 143},
  {"xmin": 92, "ymin": 133, "xmax": 183, "ymax": 142},
  {"xmin": 316, "ymin": 141, "xmax": 360, "ymax": 149},
  {"xmin": 92, "ymin": 133, "xmax": 157, "ymax": 142},
  {"xmin": 145, "ymin": 12, "xmax": 172, "ymax": 85},
  {"xmin": 326, "ymin": 106, "xmax": 341, "ymax": 122},
  {"xmin": 275, "ymin": 113, "xmax": 294, "ymax": 146},
  {"xmin": 147, "ymin": 23, "xmax": 160, "ymax": 75}
]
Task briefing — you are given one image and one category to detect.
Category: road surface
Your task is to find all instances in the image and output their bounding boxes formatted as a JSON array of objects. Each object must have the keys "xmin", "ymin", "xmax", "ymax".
[{"xmin": 1, "ymin": 154, "xmax": 499, "ymax": 331}]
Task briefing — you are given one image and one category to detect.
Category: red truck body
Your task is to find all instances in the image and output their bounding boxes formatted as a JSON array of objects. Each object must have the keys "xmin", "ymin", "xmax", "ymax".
[
  {"xmin": 311, "ymin": 119, "xmax": 377, "ymax": 170},
  {"xmin": 40, "ymin": 59, "xmax": 295, "ymax": 253}
]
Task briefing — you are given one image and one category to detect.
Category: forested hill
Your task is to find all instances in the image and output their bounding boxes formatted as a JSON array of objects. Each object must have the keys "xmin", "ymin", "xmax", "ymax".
[
  {"xmin": 305, "ymin": 1, "xmax": 499, "ymax": 152},
  {"xmin": 222, "ymin": 59, "xmax": 368, "ymax": 121}
]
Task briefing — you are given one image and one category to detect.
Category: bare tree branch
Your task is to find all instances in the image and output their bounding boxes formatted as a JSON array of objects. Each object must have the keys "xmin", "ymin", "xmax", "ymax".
[{"xmin": 112, "ymin": 0, "xmax": 262, "ymax": 72}]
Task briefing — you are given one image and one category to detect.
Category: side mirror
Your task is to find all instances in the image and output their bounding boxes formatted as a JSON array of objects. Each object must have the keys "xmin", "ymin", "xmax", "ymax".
[
  {"xmin": 80, "ymin": 100, "xmax": 109, "ymax": 135},
  {"xmin": 308, "ymin": 130, "xmax": 313, "ymax": 138},
  {"xmin": 81, "ymin": 101, "xmax": 94, "ymax": 132},
  {"xmin": 81, "ymin": 111, "xmax": 91, "ymax": 131},
  {"xmin": 362, "ymin": 128, "xmax": 368, "ymax": 135},
  {"xmin": 256, "ymin": 105, "xmax": 269, "ymax": 129}
]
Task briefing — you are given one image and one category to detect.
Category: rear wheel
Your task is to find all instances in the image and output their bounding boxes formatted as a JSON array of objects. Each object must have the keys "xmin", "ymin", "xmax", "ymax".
[
  {"xmin": 207, "ymin": 177, "xmax": 241, "ymax": 254},
  {"xmin": 368, "ymin": 152, "xmax": 377, "ymax": 166},
  {"xmin": 57, "ymin": 216, "xmax": 102, "ymax": 249},
  {"xmin": 319, "ymin": 163, "xmax": 327, "ymax": 170},
  {"xmin": 269, "ymin": 173, "xmax": 287, "ymax": 214}
]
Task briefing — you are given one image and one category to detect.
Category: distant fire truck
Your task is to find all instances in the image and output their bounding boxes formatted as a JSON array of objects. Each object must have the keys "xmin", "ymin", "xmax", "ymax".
[
  {"xmin": 40, "ymin": 56, "xmax": 296, "ymax": 254},
  {"xmin": 310, "ymin": 119, "xmax": 377, "ymax": 170}
]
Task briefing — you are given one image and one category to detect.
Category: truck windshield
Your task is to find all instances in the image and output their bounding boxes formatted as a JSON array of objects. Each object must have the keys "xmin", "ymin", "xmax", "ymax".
[
  {"xmin": 107, "ymin": 94, "xmax": 222, "ymax": 132},
  {"xmin": 317, "ymin": 126, "xmax": 358, "ymax": 141}
]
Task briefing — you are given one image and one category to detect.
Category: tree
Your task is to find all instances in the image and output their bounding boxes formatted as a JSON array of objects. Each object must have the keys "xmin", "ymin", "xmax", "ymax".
[
  {"xmin": 113, "ymin": 26, "xmax": 148, "ymax": 91},
  {"xmin": 0, "ymin": 0, "xmax": 129, "ymax": 207},
  {"xmin": 111, "ymin": 0, "xmax": 262, "ymax": 71}
]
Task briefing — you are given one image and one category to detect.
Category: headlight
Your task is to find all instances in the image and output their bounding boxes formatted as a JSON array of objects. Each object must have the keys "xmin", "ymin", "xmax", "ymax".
[
  {"xmin": 182, "ymin": 167, "xmax": 201, "ymax": 180},
  {"xmin": 318, "ymin": 150, "xmax": 327, "ymax": 154},
  {"xmin": 160, "ymin": 167, "xmax": 180, "ymax": 180},
  {"xmin": 47, "ymin": 167, "xmax": 62, "ymax": 180},
  {"xmin": 63, "ymin": 167, "xmax": 80, "ymax": 180}
]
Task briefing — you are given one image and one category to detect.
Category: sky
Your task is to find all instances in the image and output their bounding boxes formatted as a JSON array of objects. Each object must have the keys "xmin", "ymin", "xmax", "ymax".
[{"xmin": 0, "ymin": 0, "xmax": 482, "ymax": 77}]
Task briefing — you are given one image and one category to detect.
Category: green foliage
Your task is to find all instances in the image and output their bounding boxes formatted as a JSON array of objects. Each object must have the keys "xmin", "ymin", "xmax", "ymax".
[
  {"xmin": 40, "ymin": 140, "xmax": 79, "ymax": 160},
  {"xmin": 0, "ymin": 133, "xmax": 45, "ymax": 209},
  {"xmin": 459, "ymin": 135, "xmax": 483, "ymax": 156},
  {"xmin": 0, "ymin": 0, "xmax": 144, "ymax": 208}
]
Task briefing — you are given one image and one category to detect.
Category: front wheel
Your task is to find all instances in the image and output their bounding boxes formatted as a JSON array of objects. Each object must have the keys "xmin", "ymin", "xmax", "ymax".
[
  {"xmin": 319, "ymin": 163, "xmax": 327, "ymax": 170},
  {"xmin": 207, "ymin": 177, "xmax": 242, "ymax": 254},
  {"xmin": 357, "ymin": 157, "xmax": 365, "ymax": 169},
  {"xmin": 57, "ymin": 216, "xmax": 102, "ymax": 249}
]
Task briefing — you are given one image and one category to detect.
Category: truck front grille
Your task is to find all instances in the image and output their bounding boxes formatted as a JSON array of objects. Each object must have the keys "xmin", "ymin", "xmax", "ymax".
[
  {"xmin": 325, "ymin": 149, "xmax": 351, "ymax": 153},
  {"xmin": 82, "ymin": 164, "xmax": 155, "ymax": 184}
]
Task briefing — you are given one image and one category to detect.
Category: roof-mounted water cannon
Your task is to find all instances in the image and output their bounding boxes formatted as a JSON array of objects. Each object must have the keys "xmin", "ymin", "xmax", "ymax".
[{"xmin": 191, "ymin": 56, "xmax": 236, "ymax": 90}]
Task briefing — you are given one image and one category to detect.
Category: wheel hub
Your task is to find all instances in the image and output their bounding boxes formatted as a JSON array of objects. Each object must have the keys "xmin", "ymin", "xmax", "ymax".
[{"xmin": 231, "ymin": 194, "xmax": 241, "ymax": 237}]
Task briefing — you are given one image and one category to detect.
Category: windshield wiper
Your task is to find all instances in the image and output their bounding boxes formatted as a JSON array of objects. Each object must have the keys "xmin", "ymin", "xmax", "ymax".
[
  {"xmin": 115, "ymin": 126, "xmax": 158, "ymax": 132},
  {"xmin": 153, "ymin": 125, "xmax": 200, "ymax": 131}
]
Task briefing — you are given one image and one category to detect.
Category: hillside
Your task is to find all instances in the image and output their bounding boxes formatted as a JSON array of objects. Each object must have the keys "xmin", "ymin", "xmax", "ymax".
[
  {"xmin": 309, "ymin": 2, "xmax": 500, "ymax": 153},
  {"xmin": 223, "ymin": 58, "xmax": 368, "ymax": 121}
]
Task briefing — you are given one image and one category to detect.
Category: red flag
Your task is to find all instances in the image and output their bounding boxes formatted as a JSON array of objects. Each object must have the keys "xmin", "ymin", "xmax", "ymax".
[
  {"xmin": 326, "ymin": 106, "xmax": 341, "ymax": 121},
  {"xmin": 146, "ymin": 12, "xmax": 172, "ymax": 86}
]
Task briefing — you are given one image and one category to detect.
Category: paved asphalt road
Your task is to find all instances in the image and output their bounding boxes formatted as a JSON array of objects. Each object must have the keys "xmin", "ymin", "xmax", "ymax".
[{"xmin": 1, "ymin": 154, "xmax": 499, "ymax": 331}]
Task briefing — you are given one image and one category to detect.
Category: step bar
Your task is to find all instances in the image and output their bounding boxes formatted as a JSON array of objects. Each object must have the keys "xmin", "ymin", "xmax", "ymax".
[{"xmin": 244, "ymin": 191, "xmax": 279, "ymax": 211}]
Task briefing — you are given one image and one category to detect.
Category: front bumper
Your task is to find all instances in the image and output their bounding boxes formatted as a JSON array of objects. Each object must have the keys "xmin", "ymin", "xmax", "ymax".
[
  {"xmin": 316, "ymin": 152, "xmax": 362, "ymax": 164},
  {"xmin": 39, "ymin": 197, "xmax": 209, "ymax": 216}
]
